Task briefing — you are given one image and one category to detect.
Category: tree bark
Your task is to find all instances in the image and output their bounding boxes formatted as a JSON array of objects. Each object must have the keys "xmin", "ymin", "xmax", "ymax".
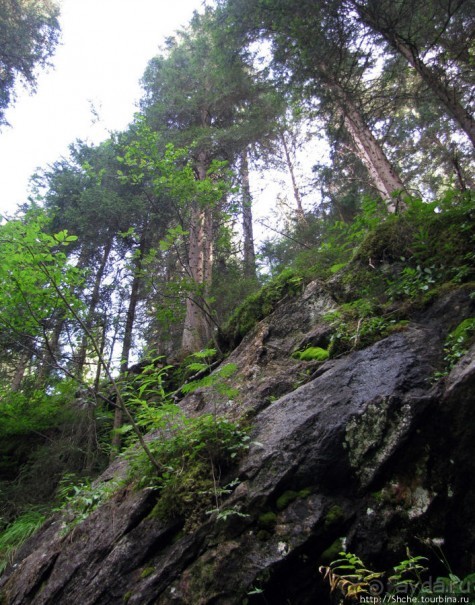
[
  {"xmin": 240, "ymin": 148, "xmax": 257, "ymax": 280},
  {"xmin": 316, "ymin": 60, "xmax": 406, "ymax": 211},
  {"xmin": 280, "ymin": 132, "xmax": 306, "ymax": 222},
  {"xmin": 10, "ymin": 352, "xmax": 30, "ymax": 391},
  {"xmin": 327, "ymin": 78, "xmax": 406, "ymax": 212},
  {"xmin": 342, "ymin": 100, "xmax": 405, "ymax": 212},
  {"xmin": 110, "ymin": 228, "xmax": 148, "ymax": 459},
  {"xmin": 181, "ymin": 150, "xmax": 214, "ymax": 354}
]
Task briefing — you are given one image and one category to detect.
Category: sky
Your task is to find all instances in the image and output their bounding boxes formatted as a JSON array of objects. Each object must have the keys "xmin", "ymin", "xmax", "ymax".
[{"xmin": 0, "ymin": 0, "xmax": 205, "ymax": 217}]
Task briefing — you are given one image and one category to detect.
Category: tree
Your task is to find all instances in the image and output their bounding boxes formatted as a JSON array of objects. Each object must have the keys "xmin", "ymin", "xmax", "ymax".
[
  {"xmin": 239, "ymin": 147, "xmax": 257, "ymax": 279},
  {"xmin": 0, "ymin": 209, "xmax": 83, "ymax": 390},
  {"xmin": 117, "ymin": 118, "xmax": 230, "ymax": 355},
  {"xmin": 140, "ymin": 10, "xmax": 283, "ymax": 351},
  {"xmin": 217, "ymin": 0, "xmax": 407, "ymax": 211},
  {"xmin": 0, "ymin": 0, "xmax": 60, "ymax": 125},
  {"xmin": 349, "ymin": 0, "xmax": 475, "ymax": 147}
]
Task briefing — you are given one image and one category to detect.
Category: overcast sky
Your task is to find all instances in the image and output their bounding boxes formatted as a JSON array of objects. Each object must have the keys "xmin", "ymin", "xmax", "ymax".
[{"xmin": 0, "ymin": 0, "xmax": 204, "ymax": 217}]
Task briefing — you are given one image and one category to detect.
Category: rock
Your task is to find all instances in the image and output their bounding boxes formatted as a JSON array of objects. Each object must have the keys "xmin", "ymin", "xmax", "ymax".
[{"xmin": 1, "ymin": 287, "xmax": 474, "ymax": 604}]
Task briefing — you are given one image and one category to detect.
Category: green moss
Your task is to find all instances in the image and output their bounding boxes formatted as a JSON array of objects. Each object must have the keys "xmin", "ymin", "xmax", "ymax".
[
  {"xmin": 320, "ymin": 537, "xmax": 345, "ymax": 563},
  {"xmin": 186, "ymin": 558, "xmax": 216, "ymax": 601},
  {"xmin": 258, "ymin": 511, "xmax": 277, "ymax": 528},
  {"xmin": 123, "ymin": 591, "xmax": 132, "ymax": 602},
  {"xmin": 450, "ymin": 317, "xmax": 475, "ymax": 342},
  {"xmin": 220, "ymin": 268, "xmax": 303, "ymax": 350},
  {"xmin": 355, "ymin": 216, "xmax": 410, "ymax": 265},
  {"xmin": 275, "ymin": 487, "xmax": 312, "ymax": 511},
  {"xmin": 140, "ymin": 566, "xmax": 155, "ymax": 579},
  {"xmin": 324, "ymin": 505, "xmax": 344, "ymax": 528},
  {"xmin": 276, "ymin": 490, "xmax": 299, "ymax": 510},
  {"xmin": 293, "ymin": 346, "xmax": 330, "ymax": 362},
  {"xmin": 256, "ymin": 529, "xmax": 272, "ymax": 541}
]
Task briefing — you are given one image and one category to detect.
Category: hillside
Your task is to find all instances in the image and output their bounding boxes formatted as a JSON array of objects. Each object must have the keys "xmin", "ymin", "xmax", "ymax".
[{"xmin": 1, "ymin": 198, "xmax": 475, "ymax": 604}]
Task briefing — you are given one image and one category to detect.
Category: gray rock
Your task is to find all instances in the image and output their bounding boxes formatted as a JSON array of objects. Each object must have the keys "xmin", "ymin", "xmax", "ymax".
[{"xmin": 1, "ymin": 288, "xmax": 474, "ymax": 604}]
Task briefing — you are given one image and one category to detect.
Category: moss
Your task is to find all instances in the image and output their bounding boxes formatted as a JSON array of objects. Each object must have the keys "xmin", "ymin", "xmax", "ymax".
[
  {"xmin": 355, "ymin": 216, "xmax": 410, "ymax": 265},
  {"xmin": 140, "ymin": 566, "xmax": 155, "ymax": 579},
  {"xmin": 186, "ymin": 558, "xmax": 216, "ymax": 602},
  {"xmin": 293, "ymin": 346, "xmax": 330, "ymax": 362},
  {"xmin": 450, "ymin": 317, "xmax": 475, "ymax": 342},
  {"xmin": 324, "ymin": 505, "xmax": 344, "ymax": 528},
  {"xmin": 123, "ymin": 591, "xmax": 132, "ymax": 602},
  {"xmin": 320, "ymin": 537, "xmax": 345, "ymax": 563},
  {"xmin": 256, "ymin": 529, "xmax": 272, "ymax": 541},
  {"xmin": 275, "ymin": 488, "xmax": 312, "ymax": 511},
  {"xmin": 276, "ymin": 490, "xmax": 299, "ymax": 510},
  {"xmin": 219, "ymin": 268, "xmax": 303, "ymax": 350},
  {"xmin": 258, "ymin": 511, "xmax": 277, "ymax": 528}
]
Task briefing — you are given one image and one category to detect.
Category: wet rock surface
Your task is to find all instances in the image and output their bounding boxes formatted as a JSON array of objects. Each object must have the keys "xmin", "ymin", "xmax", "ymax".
[{"xmin": 1, "ymin": 286, "xmax": 474, "ymax": 604}]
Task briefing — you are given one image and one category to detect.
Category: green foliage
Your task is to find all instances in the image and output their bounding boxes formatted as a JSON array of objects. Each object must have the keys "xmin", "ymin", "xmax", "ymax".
[
  {"xmin": 324, "ymin": 300, "xmax": 408, "ymax": 357},
  {"xmin": 0, "ymin": 0, "xmax": 60, "ymax": 124},
  {"xmin": 54, "ymin": 474, "xmax": 122, "ymax": 532},
  {"xmin": 0, "ymin": 511, "xmax": 45, "ymax": 573},
  {"xmin": 0, "ymin": 386, "xmax": 66, "ymax": 439},
  {"xmin": 131, "ymin": 414, "xmax": 250, "ymax": 531},
  {"xmin": 437, "ymin": 318, "xmax": 475, "ymax": 376},
  {"xmin": 0, "ymin": 211, "xmax": 85, "ymax": 343},
  {"xmin": 319, "ymin": 551, "xmax": 384, "ymax": 601},
  {"xmin": 387, "ymin": 264, "xmax": 439, "ymax": 301},
  {"xmin": 118, "ymin": 118, "xmax": 231, "ymax": 208},
  {"xmin": 320, "ymin": 549, "xmax": 475, "ymax": 604}
]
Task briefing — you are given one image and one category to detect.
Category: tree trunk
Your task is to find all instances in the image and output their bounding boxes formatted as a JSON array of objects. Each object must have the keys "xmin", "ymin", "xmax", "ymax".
[
  {"xmin": 318, "ymin": 63, "xmax": 406, "ymax": 212},
  {"xmin": 181, "ymin": 150, "xmax": 214, "ymax": 354},
  {"xmin": 74, "ymin": 237, "xmax": 113, "ymax": 377},
  {"xmin": 36, "ymin": 313, "xmax": 65, "ymax": 385},
  {"xmin": 10, "ymin": 352, "xmax": 30, "ymax": 391},
  {"xmin": 110, "ymin": 229, "xmax": 148, "ymax": 459},
  {"xmin": 355, "ymin": 4, "xmax": 475, "ymax": 147},
  {"xmin": 240, "ymin": 148, "xmax": 257, "ymax": 280},
  {"xmin": 342, "ymin": 103, "xmax": 405, "ymax": 212},
  {"xmin": 280, "ymin": 132, "xmax": 306, "ymax": 222}
]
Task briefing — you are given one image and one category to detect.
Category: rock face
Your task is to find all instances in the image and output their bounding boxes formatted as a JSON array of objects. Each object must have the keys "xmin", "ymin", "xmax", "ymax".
[{"xmin": 1, "ymin": 285, "xmax": 474, "ymax": 605}]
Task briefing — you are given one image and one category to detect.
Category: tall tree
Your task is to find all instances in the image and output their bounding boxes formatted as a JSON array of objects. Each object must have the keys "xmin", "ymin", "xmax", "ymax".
[
  {"xmin": 0, "ymin": 0, "xmax": 60, "ymax": 125},
  {"xmin": 140, "ymin": 10, "xmax": 283, "ymax": 351},
  {"xmin": 239, "ymin": 147, "xmax": 257, "ymax": 279},
  {"xmin": 218, "ymin": 0, "xmax": 407, "ymax": 211},
  {"xmin": 349, "ymin": 0, "xmax": 475, "ymax": 146}
]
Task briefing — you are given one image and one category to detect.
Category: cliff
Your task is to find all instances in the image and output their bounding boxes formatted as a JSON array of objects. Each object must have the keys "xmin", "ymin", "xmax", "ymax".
[{"xmin": 1, "ymin": 282, "xmax": 474, "ymax": 604}]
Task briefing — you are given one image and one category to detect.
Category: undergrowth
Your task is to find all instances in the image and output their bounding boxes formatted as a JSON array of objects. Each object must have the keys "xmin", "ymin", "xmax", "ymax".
[
  {"xmin": 243, "ymin": 190, "xmax": 475, "ymax": 359},
  {"xmin": 129, "ymin": 413, "xmax": 250, "ymax": 531},
  {"xmin": 320, "ymin": 549, "xmax": 475, "ymax": 604},
  {"xmin": 0, "ymin": 511, "xmax": 45, "ymax": 574}
]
